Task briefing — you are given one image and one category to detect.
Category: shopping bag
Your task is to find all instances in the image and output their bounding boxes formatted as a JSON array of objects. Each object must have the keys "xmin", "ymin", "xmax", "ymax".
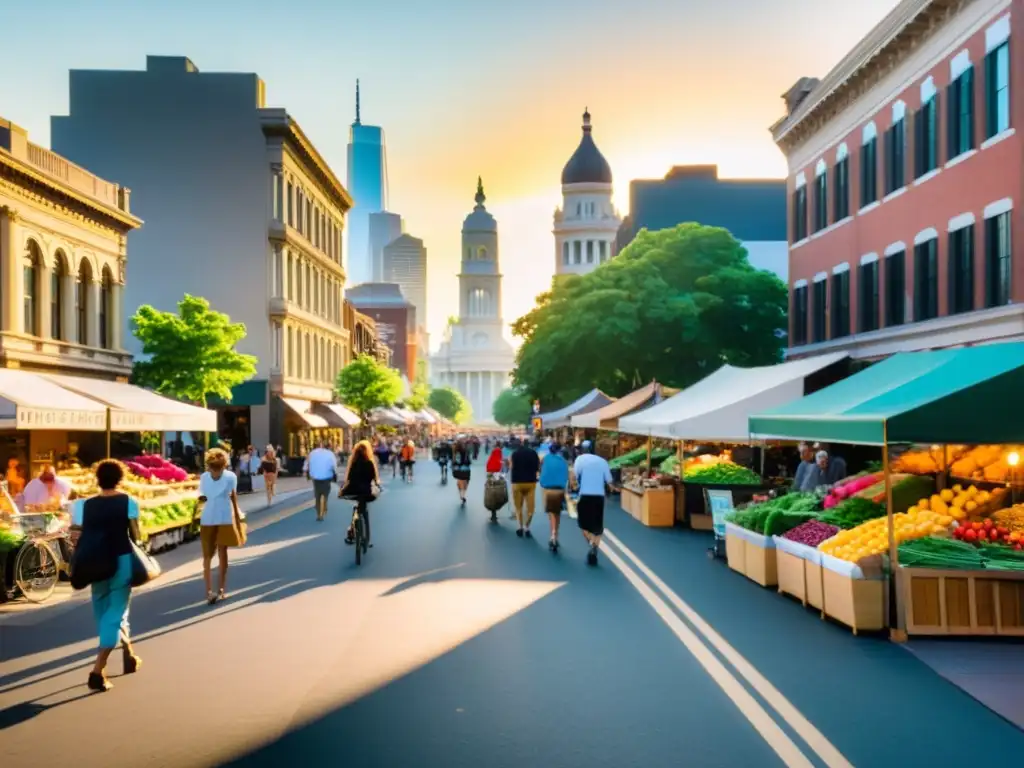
[
  {"xmin": 484, "ymin": 476, "xmax": 509, "ymax": 511},
  {"xmin": 566, "ymin": 495, "xmax": 579, "ymax": 519},
  {"xmin": 128, "ymin": 540, "xmax": 162, "ymax": 587}
]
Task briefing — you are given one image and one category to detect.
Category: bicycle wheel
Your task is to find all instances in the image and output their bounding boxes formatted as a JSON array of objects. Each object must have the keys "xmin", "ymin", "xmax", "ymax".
[
  {"xmin": 354, "ymin": 515, "xmax": 364, "ymax": 566},
  {"xmin": 14, "ymin": 540, "xmax": 60, "ymax": 603}
]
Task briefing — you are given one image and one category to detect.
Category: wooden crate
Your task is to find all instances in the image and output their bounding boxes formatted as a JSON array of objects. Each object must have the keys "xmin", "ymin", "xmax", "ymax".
[
  {"xmin": 641, "ymin": 487, "xmax": 675, "ymax": 528},
  {"xmin": 743, "ymin": 539, "xmax": 778, "ymax": 587},
  {"xmin": 821, "ymin": 567, "xmax": 885, "ymax": 634},
  {"xmin": 776, "ymin": 549, "xmax": 807, "ymax": 604},
  {"xmin": 725, "ymin": 529, "xmax": 746, "ymax": 576},
  {"xmin": 690, "ymin": 513, "xmax": 714, "ymax": 531},
  {"xmin": 620, "ymin": 487, "xmax": 642, "ymax": 520},
  {"xmin": 806, "ymin": 560, "xmax": 825, "ymax": 611},
  {"xmin": 901, "ymin": 566, "xmax": 1024, "ymax": 637}
]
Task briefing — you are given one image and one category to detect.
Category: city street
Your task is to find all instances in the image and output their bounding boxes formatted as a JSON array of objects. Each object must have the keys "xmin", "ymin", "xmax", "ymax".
[{"xmin": 2, "ymin": 460, "xmax": 1023, "ymax": 768}]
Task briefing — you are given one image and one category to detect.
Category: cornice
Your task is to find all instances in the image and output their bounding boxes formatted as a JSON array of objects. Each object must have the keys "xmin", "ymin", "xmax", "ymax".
[
  {"xmin": 261, "ymin": 111, "xmax": 354, "ymax": 213},
  {"xmin": 774, "ymin": 0, "xmax": 964, "ymax": 154}
]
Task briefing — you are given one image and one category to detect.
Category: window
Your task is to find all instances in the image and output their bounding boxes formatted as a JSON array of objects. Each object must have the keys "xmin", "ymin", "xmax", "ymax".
[
  {"xmin": 586, "ymin": 241, "xmax": 594, "ymax": 263},
  {"xmin": 812, "ymin": 279, "xmax": 827, "ymax": 343},
  {"xmin": 886, "ymin": 250, "xmax": 906, "ymax": 327},
  {"xmin": 833, "ymin": 153, "xmax": 849, "ymax": 220},
  {"xmin": 287, "ymin": 327, "xmax": 295, "ymax": 376},
  {"xmin": 860, "ymin": 126, "xmax": 878, "ymax": 207},
  {"xmin": 599, "ymin": 241, "xmax": 608, "ymax": 262},
  {"xmin": 100, "ymin": 267, "xmax": 113, "ymax": 349},
  {"xmin": 296, "ymin": 192, "xmax": 304, "ymax": 235},
  {"xmin": 858, "ymin": 260, "xmax": 879, "ymax": 332},
  {"xmin": 947, "ymin": 67, "xmax": 975, "ymax": 159},
  {"xmin": 274, "ymin": 248, "xmax": 283, "ymax": 297},
  {"xmin": 791, "ymin": 284, "xmax": 808, "ymax": 346},
  {"xmin": 986, "ymin": 42, "xmax": 1010, "ymax": 138},
  {"xmin": 792, "ymin": 184, "xmax": 808, "ymax": 242},
  {"xmin": 830, "ymin": 270, "xmax": 850, "ymax": 338},
  {"xmin": 287, "ymin": 182, "xmax": 294, "ymax": 226},
  {"xmin": 986, "ymin": 212, "xmax": 1012, "ymax": 306},
  {"xmin": 51, "ymin": 252, "xmax": 66, "ymax": 340},
  {"xmin": 914, "ymin": 238, "xmax": 939, "ymax": 321},
  {"xmin": 77, "ymin": 260, "xmax": 92, "ymax": 345},
  {"xmin": 914, "ymin": 94, "xmax": 939, "ymax": 178},
  {"xmin": 814, "ymin": 163, "xmax": 828, "ymax": 232},
  {"xmin": 884, "ymin": 118, "xmax": 906, "ymax": 193},
  {"xmin": 23, "ymin": 241, "xmax": 40, "ymax": 336},
  {"xmin": 948, "ymin": 225, "xmax": 975, "ymax": 315},
  {"xmin": 573, "ymin": 241, "xmax": 582, "ymax": 264}
]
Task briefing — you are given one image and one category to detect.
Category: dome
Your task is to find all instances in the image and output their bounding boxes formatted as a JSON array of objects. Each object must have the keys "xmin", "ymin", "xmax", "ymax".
[
  {"xmin": 462, "ymin": 176, "xmax": 497, "ymax": 232},
  {"xmin": 561, "ymin": 109, "xmax": 612, "ymax": 185}
]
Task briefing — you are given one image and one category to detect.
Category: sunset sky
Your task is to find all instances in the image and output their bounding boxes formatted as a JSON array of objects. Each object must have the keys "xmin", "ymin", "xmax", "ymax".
[{"xmin": 1, "ymin": 0, "xmax": 901, "ymax": 347}]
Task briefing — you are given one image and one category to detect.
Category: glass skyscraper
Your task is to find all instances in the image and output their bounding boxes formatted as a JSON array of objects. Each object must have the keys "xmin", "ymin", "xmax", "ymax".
[{"xmin": 346, "ymin": 80, "xmax": 387, "ymax": 286}]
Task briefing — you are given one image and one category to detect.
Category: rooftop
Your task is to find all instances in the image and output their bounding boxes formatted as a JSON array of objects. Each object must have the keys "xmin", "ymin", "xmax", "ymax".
[
  {"xmin": 346, "ymin": 282, "xmax": 412, "ymax": 307},
  {"xmin": 561, "ymin": 110, "xmax": 613, "ymax": 186}
]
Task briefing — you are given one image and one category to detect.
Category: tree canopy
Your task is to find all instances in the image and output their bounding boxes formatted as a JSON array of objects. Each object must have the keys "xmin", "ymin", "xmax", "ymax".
[
  {"xmin": 405, "ymin": 359, "xmax": 430, "ymax": 412},
  {"xmin": 131, "ymin": 294, "xmax": 257, "ymax": 407},
  {"xmin": 335, "ymin": 354, "xmax": 403, "ymax": 418},
  {"xmin": 492, "ymin": 388, "xmax": 531, "ymax": 426},
  {"xmin": 511, "ymin": 223, "xmax": 787, "ymax": 406},
  {"xmin": 428, "ymin": 386, "xmax": 471, "ymax": 424}
]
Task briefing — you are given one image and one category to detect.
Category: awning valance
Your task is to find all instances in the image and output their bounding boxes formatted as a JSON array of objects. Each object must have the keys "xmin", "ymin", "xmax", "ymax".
[
  {"xmin": 749, "ymin": 344, "xmax": 1024, "ymax": 446},
  {"xmin": 281, "ymin": 397, "xmax": 329, "ymax": 429},
  {"xmin": 41, "ymin": 373, "xmax": 217, "ymax": 432},
  {"xmin": 571, "ymin": 382, "xmax": 678, "ymax": 430},
  {"xmin": 317, "ymin": 403, "xmax": 361, "ymax": 428},
  {"xmin": 0, "ymin": 369, "xmax": 108, "ymax": 431},
  {"xmin": 619, "ymin": 352, "xmax": 849, "ymax": 441},
  {"xmin": 536, "ymin": 389, "xmax": 616, "ymax": 429}
]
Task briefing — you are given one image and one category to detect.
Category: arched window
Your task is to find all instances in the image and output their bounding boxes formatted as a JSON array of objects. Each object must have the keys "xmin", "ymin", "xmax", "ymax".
[
  {"xmin": 100, "ymin": 267, "xmax": 113, "ymax": 349},
  {"xmin": 287, "ymin": 327, "xmax": 294, "ymax": 376},
  {"xmin": 562, "ymin": 241, "xmax": 570, "ymax": 265},
  {"xmin": 469, "ymin": 288, "xmax": 492, "ymax": 317},
  {"xmin": 77, "ymin": 259, "xmax": 92, "ymax": 345},
  {"xmin": 477, "ymin": 247, "xmax": 487, "ymax": 260},
  {"xmin": 23, "ymin": 241, "xmax": 41, "ymax": 336},
  {"xmin": 52, "ymin": 250, "xmax": 67, "ymax": 340},
  {"xmin": 304, "ymin": 333, "xmax": 311, "ymax": 379}
]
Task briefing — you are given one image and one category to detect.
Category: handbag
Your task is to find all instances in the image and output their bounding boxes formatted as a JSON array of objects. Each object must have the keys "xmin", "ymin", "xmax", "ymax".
[
  {"xmin": 129, "ymin": 540, "xmax": 162, "ymax": 587},
  {"xmin": 222, "ymin": 496, "xmax": 248, "ymax": 547}
]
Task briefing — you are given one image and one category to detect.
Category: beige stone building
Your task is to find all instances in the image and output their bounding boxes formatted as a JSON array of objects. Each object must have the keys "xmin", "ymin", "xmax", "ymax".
[{"xmin": 0, "ymin": 118, "xmax": 140, "ymax": 380}]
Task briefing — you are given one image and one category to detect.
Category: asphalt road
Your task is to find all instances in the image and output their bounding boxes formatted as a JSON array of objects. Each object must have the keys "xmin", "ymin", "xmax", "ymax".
[{"xmin": 1, "ymin": 459, "xmax": 1023, "ymax": 767}]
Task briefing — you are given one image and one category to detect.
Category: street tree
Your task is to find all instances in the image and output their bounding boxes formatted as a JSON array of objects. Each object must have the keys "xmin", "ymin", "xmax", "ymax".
[
  {"xmin": 492, "ymin": 388, "xmax": 531, "ymax": 426},
  {"xmin": 428, "ymin": 386, "xmax": 471, "ymax": 424},
  {"xmin": 511, "ymin": 223, "xmax": 787, "ymax": 406},
  {"xmin": 335, "ymin": 354, "xmax": 403, "ymax": 419},
  {"xmin": 406, "ymin": 359, "xmax": 431, "ymax": 412},
  {"xmin": 131, "ymin": 294, "xmax": 257, "ymax": 408}
]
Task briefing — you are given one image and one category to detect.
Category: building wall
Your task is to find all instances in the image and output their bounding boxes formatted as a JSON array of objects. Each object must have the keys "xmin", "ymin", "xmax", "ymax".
[
  {"xmin": 355, "ymin": 305, "xmax": 414, "ymax": 379},
  {"xmin": 382, "ymin": 234, "xmax": 427, "ymax": 330},
  {"xmin": 779, "ymin": 2, "xmax": 1022, "ymax": 359},
  {"xmin": 346, "ymin": 123, "xmax": 386, "ymax": 286},
  {"xmin": 368, "ymin": 211, "xmax": 403, "ymax": 281},
  {"xmin": 553, "ymin": 182, "xmax": 619, "ymax": 276}
]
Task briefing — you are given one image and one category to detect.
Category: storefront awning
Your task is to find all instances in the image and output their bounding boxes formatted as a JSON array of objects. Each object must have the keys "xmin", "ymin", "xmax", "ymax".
[
  {"xmin": 416, "ymin": 409, "xmax": 438, "ymax": 425},
  {"xmin": 620, "ymin": 352, "xmax": 849, "ymax": 441},
  {"xmin": 0, "ymin": 369, "xmax": 108, "ymax": 431},
  {"xmin": 571, "ymin": 382, "xmax": 678, "ymax": 430},
  {"xmin": 281, "ymin": 397, "xmax": 329, "ymax": 429},
  {"xmin": 749, "ymin": 344, "xmax": 1024, "ymax": 446},
  {"xmin": 316, "ymin": 403, "xmax": 361, "ymax": 428},
  {"xmin": 536, "ymin": 389, "xmax": 616, "ymax": 429},
  {"xmin": 41, "ymin": 373, "xmax": 217, "ymax": 432},
  {"xmin": 369, "ymin": 407, "xmax": 407, "ymax": 427}
]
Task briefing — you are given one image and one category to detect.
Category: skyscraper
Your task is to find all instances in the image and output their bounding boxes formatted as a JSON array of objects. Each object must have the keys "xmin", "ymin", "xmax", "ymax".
[
  {"xmin": 346, "ymin": 80, "xmax": 387, "ymax": 287},
  {"xmin": 382, "ymin": 233, "xmax": 427, "ymax": 333},
  {"xmin": 368, "ymin": 211, "xmax": 404, "ymax": 281}
]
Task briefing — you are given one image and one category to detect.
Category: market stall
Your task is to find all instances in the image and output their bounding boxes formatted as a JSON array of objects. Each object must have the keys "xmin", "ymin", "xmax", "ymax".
[
  {"xmin": 748, "ymin": 343, "xmax": 1024, "ymax": 639},
  {"xmin": 535, "ymin": 389, "xmax": 615, "ymax": 442}
]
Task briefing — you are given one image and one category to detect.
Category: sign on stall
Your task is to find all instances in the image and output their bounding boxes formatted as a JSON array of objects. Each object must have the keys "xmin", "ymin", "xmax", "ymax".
[
  {"xmin": 16, "ymin": 408, "xmax": 106, "ymax": 431},
  {"xmin": 706, "ymin": 489, "xmax": 735, "ymax": 538}
]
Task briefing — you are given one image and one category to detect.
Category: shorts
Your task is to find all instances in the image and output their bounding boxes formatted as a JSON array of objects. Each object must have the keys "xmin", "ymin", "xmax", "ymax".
[
  {"xmin": 201, "ymin": 524, "xmax": 236, "ymax": 558},
  {"xmin": 576, "ymin": 495, "xmax": 605, "ymax": 535},
  {"xmin": 543, "ymin": 489, "xmax": 565, "ymax": 515},
  {"xmin": 401, "ymin": 459, "xmax": 415, "ymax": 467},
  {"xmin": 452, "ymin": 468, "xmax": 471, "ymax": 482}
]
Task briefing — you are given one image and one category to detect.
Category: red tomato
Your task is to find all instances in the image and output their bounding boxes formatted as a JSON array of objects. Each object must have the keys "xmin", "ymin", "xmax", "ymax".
[
  {"xmin": 965, "ymin": 529, "xmax": 978, "ymax": 542},
  {"xmin": 1016, "ymin": 544, "xmax": 1023, "ymax": 551},
  {"xmin": 972, "ymin": 521, "xmax": 984, "ymax": 531},
  {"xmin": 984, "ymin": 519, "xmax": 994, "ymax": 530},
  {"xmin": 978, "ymin": 529, "xmax": 989, "ymax": 541},
  {"xmin": 997, "ymin": 526, "xmax": 1010, "ymax": 537}
]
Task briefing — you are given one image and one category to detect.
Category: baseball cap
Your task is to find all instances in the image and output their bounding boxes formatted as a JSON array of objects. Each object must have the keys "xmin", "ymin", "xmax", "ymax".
[{"xmin": 581, "ymin": 440, "xmax": 593, "ymax": 451}]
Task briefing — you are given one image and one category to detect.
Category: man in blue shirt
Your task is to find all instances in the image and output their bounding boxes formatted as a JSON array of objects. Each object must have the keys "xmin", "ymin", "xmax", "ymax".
[
  {"xmin": 572, "ymin": 441, "xmax": 614, "ymax": 566},
  {"xmin": 304, "ymin": 441, "xmax": 337, "ymax": 521},
  {"xmin": 539, "ymin": 442, "xmax": 570, "ymax": 552}
]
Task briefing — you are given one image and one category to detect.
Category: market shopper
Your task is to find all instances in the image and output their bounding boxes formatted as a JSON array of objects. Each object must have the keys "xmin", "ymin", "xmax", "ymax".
[
  {"xmin": 341, "ymin": 440, "xmax": 381, "ymax": 547},
  {"xmin": 400, "ymin": 440, "xmax": 416, "ymax": 482},
  {"xmin": 21, "ymin": 464, "xmax": 73, "ymax": 507},
  {"xmin": 452, "ymin": 439, "xmax": 473, "ymax": 505},
  {"xmin": 72, "ymin": 460, "xmax": 144, "ymax": 692},
  {"xmin": 510, "ymin": 440, "xmax": 540, "ymax": 538},
  {"xmin": 539, "ymin": 442, "xmax": 570, "ymax": 552},
  {"xmin": 259, "ymin": 446, "xmax": 278, "ymax": 506},
  {"xmin": 198, "ymin": 448, "xmax": 242, "ymax": 604},
  {"xmin": 572, "ymin": 441, "xmax": 615, "ymax": 566},
  {"xmin": 305, "ymin": 441, "xmax": 337, "ymax": 521}
]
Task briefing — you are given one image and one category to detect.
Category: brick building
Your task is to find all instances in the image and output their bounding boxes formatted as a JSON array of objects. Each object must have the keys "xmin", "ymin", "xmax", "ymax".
[{"xmin": 773, "ymin": 0, "xmax": 1018, "ymax": 360}]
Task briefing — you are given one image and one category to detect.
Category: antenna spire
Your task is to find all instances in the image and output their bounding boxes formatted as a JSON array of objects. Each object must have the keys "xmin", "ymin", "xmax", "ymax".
[{"xmin": 355, "ymin": 79, "xmax": 361, "ymax": 124}]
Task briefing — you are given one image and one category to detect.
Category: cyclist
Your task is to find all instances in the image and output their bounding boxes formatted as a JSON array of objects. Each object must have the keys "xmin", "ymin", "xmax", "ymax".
[
  {"xmin": 342, "ymin": 440, "xmax": 380, "ymax": 547},
  {"xmin": 436, "ymin": 439, "xmax": 453, "ymax": 484},
  {"xmin": 400, "ymin": 440, "xmax": 416, "ymax": 482}
]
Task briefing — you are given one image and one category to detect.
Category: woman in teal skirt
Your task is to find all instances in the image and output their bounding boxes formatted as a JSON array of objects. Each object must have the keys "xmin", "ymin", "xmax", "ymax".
[{"xmin": 72, "ymin": 460, "xmax": 143, "ymax": 692}]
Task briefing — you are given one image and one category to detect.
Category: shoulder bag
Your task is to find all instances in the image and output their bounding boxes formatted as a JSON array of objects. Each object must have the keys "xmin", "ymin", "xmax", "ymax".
[
  {"xmin": 129, "ymin": 540, "xmax": 162, "ymax": 587},
  {"xmin": 222, "ymin": 494, "xmax": 248, "ymax": 548}
]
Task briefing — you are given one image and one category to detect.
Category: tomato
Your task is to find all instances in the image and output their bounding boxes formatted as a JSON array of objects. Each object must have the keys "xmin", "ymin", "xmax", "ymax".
[
  {"xmin": 972, "ymin": 521, "xmax": 984, "ymax": 531},
  {"xmin": 997, "ymin": 526, "xmax": 1010, "ymax": 537},
  {"xmin": 965, "ymin": 529, "xmax": 978, "ymax": 542},
  {"xmin": 978, "ymin": 529, "xmax": 989, "ymax": 541},
  {"xmin": 984, "ymin": 519, "xmax": 994, "ymax": 530},
  {"xmin": 1016, "ymin": 544, "xmax": 1023, "ymax": 551}
]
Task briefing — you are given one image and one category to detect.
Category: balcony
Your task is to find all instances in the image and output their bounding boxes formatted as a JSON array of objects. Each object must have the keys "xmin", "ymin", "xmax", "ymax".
[{"xmin": 0, "ymin": 332, "xmax": 133, "ymax": 378}]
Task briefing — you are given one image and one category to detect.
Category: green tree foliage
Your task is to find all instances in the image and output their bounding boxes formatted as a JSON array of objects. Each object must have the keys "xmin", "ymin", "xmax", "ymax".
[
  {"xmin": 492, "ymin": 388, "xmax": 531, "ymax": 426},
  {"xmin": 335, "ymin": 354, "xmax": 403, "ymax": 418},
  {"xmin": 428, "ymin": 386, "xmax": 471, "ymax": 424},
  {"xmin": 406, "ymin": 359, "xmax": 431, "ymax": 411},
  {"xmin": 131, "ymin": 294, "xmax": 257, "ymax": 408},
  {"xmin": 512, "ymin": 224, "xmax": 787, "ymax": 406}
]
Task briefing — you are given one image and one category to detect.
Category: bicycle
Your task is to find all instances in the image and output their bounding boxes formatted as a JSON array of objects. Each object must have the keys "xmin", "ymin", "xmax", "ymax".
[
  {"xmin": 351, "ymin": 499, "xmax": 370, "ymax": 565},
  {"xmin": 12, "ymin": 519, "xmax": 73, "ymax": 603},
  {"xmin": 439, "ymin": 460, "xmax": 448, "ymax": 486}
]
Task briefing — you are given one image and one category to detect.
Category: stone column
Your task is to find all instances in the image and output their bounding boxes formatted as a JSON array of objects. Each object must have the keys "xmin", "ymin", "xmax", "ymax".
[
  {"xmin": 111, "ymin": 282, "xmax": 123, "ymax": 350},
  {"xmin": 87, "ymin": 279, "xmax": 101, "ymax": 348},
  {"xmin": 62, "ymin": 273, "xmax": 76, "ymax": 343},
  {"xmin": 1, "ymin": 207, "xmax": 22, "ymax": 333},
  {"xmin": 37, "ymin": 261, "xmax": 52, "ymax": 339}
]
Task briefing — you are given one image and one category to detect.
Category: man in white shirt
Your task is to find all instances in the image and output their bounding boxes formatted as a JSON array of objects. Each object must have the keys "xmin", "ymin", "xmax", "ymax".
[
  {"xmin": 21, "ymin": 465, "xmax": 73, "ymax": 508},
  {"xmin": 304, "ymin": 441, "xmax": 337, "ymax": 521},
  {"xmin": 572, "ymin": 441, "xmax": 614, "ymax": 566}
]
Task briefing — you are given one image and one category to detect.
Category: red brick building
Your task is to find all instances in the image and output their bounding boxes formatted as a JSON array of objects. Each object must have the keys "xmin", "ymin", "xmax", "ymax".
[{"xmin": 773, "ymin": 0, "xmax": 1019, "ymax": 360}]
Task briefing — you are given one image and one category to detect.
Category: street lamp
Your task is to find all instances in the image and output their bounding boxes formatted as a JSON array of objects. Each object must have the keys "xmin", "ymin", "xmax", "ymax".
[{"xmin": 1008, "ymin": 451, "xmax": 1020, "ymax": 504}]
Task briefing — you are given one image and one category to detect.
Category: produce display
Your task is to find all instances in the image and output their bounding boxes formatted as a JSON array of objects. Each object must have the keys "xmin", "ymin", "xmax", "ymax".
[
  {"xmin": 139, "ymin": 498, "xmax": 198, "ymax": 535},
  {"xmin": 0, "ymin": 526, "xmax": 24, "ymax": 554},
  {"xmin": 817, "ymin": 497, "xmax": 886, "ymax": 529},
  {"xmin": 818, "ymin": 504, "xmax": 953, "ymax": 562},
  {"xmin": 992, "ymin": 506, "xmax": 1024, "ymax": 533},
  {"xmin": 658, "ymin": 455, "xmax": 679, "ymax": 475},
  {"xmin": 609, "ymin": 447, "xmax": 673, "ymax": 470},
  {"xmin": 782, "ymin": 520, "xmax": 840, "ymax": 548},
  {"xmin": 822, "ymin": 473, "xmax": 934, "ymax": 512},
  {"xmin": 899, "ymin": 537, "xmax": 1024, "ymax": 570},
  {"xmin": 125, "ymin": 455, "xmax": 190, "ymax": 483},
  {"xmin": 726, "ymin": 493, "xmax": 819, "ymax": 535},
  {"xmin": 951, "ymin": 518, "xmax": 1021, "ymax": 548},
  {"xmin": 683, "ymin": 461, "xmax": 762, "ymax": 485},
  {"xmin": 894, "ymin": 444, "xmax": 1024, "ymax": 483},
  {"xmin": 909, "ymin": 484, "xmax": 1006, "ymax": 522}
]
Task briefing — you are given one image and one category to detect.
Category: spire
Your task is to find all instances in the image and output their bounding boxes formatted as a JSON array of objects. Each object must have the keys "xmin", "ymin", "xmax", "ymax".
[
  {"xmin": 355, "ymin": 79, "xmax": 361, "ymax": 124},
  {"xmin": 475, "ymin": 176, "xmax": 486, "ymax": 207},
  {"xmin": 582, "ymin": 107, "xmax": 592, "ymax": 132}
]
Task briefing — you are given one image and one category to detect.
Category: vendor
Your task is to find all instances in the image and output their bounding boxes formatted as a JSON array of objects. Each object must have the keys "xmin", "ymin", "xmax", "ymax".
[
  {"xmin": 820, "ymin": 446, "xmax": 848, "ymax": 485},
  {"xmin": 5, "ymin": 458, "xmax": 25, "ymax": 497},
  {"xmin": 21, "ymin": 464, "xmax": 74, "ymax": 508},
  {"xmin": 792, "ymin": 443, "xmax": 816, "ymax": 491}
]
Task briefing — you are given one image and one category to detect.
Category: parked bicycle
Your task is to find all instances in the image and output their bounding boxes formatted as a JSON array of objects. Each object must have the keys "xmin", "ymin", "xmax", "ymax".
[{"xmin": 10, "ymin": 512, "xmax": 73, "ymax": 603}]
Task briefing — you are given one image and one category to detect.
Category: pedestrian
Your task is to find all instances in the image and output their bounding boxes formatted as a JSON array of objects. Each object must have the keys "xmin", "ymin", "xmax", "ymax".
[
  {"xmin": 539, "ymin": 441, "xmax": 570, "ymax": 552},
  {"xmin": 400, "ymin": 439, "xmax": 416, "ymax": 482},
  {"xmin": 71, "ymin": 460, "xmax": 144, "ymax": 692},
  {"xmin": 304, "ymin": 440, "xmax": 337, "ymax": 521},
  {"xmin": 452, "ymin": 438, "xmax": 473, "ymax": 505},
  {"xmin": 485, "ymin": 446, "xmax": 504, "ymax": 474},
  {"xmin": 572, "ymin": 440, "xmax": 614, "ymax": 566},
  {"xmin": 259, "ymin": 445, "xmax": 278, "ymax": 506},
  {"xmin": 198, "ymin": 448, "xmax": 244, "ymax": 604},
  {"xmin": 510, "ymin": 439, "xmax": 540, "ymax": 538}
]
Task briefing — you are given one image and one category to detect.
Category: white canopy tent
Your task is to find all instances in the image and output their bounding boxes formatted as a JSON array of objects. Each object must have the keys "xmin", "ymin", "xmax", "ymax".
[
  {"xmin": 0, "ymin": 369, "xmax": 109, "ymax": 431},
  {"xmin": 571, "ymin": 382, "xmax": 677, "ymax": 430},
  {"xmin": 617, "ymin": 353, "xmax": 849, "ymax": 441},
  {"xmin": 537, "ymin": 389, "xmax": 616, "ymax": 430},
  {"xmin": 370, "ymin": 407, "xmax": 407, "ymax": 427}
]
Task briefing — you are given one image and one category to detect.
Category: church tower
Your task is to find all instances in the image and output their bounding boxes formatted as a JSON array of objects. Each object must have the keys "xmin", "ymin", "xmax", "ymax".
[{"xmin": 458, "ymin": 177, "xmax": 503, "ymax": 333}]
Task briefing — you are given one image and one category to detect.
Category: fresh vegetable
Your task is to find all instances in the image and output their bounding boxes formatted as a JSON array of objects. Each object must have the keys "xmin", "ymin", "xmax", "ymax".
[
  {"xmin": 818, "ymin": 497, "xmax": 886, "ymax": 529},
  {"xmin": 898, "ymin": 537, "xmax": 985, "ymax": 569},
  {"xmin": 683, "ymin": 462, "xmax": 761, "ymax": 485},
  {"xmin": 0, "ymin": 527, "xmax": 26, "ymax": 553},
  {"xmin": 782, "ymin": 520, "xmax": 839, "ymax": 547},
  {"xmin": 726, "ymin": 493, "xmax": 818, "ymax": 534},
  {"xmin": 819, "ymin": 503, "xmax": 952, "ymax": 562},
  {"xmin": 609, "ymin": 447, "xmax": 673, "ymax": 470}
]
